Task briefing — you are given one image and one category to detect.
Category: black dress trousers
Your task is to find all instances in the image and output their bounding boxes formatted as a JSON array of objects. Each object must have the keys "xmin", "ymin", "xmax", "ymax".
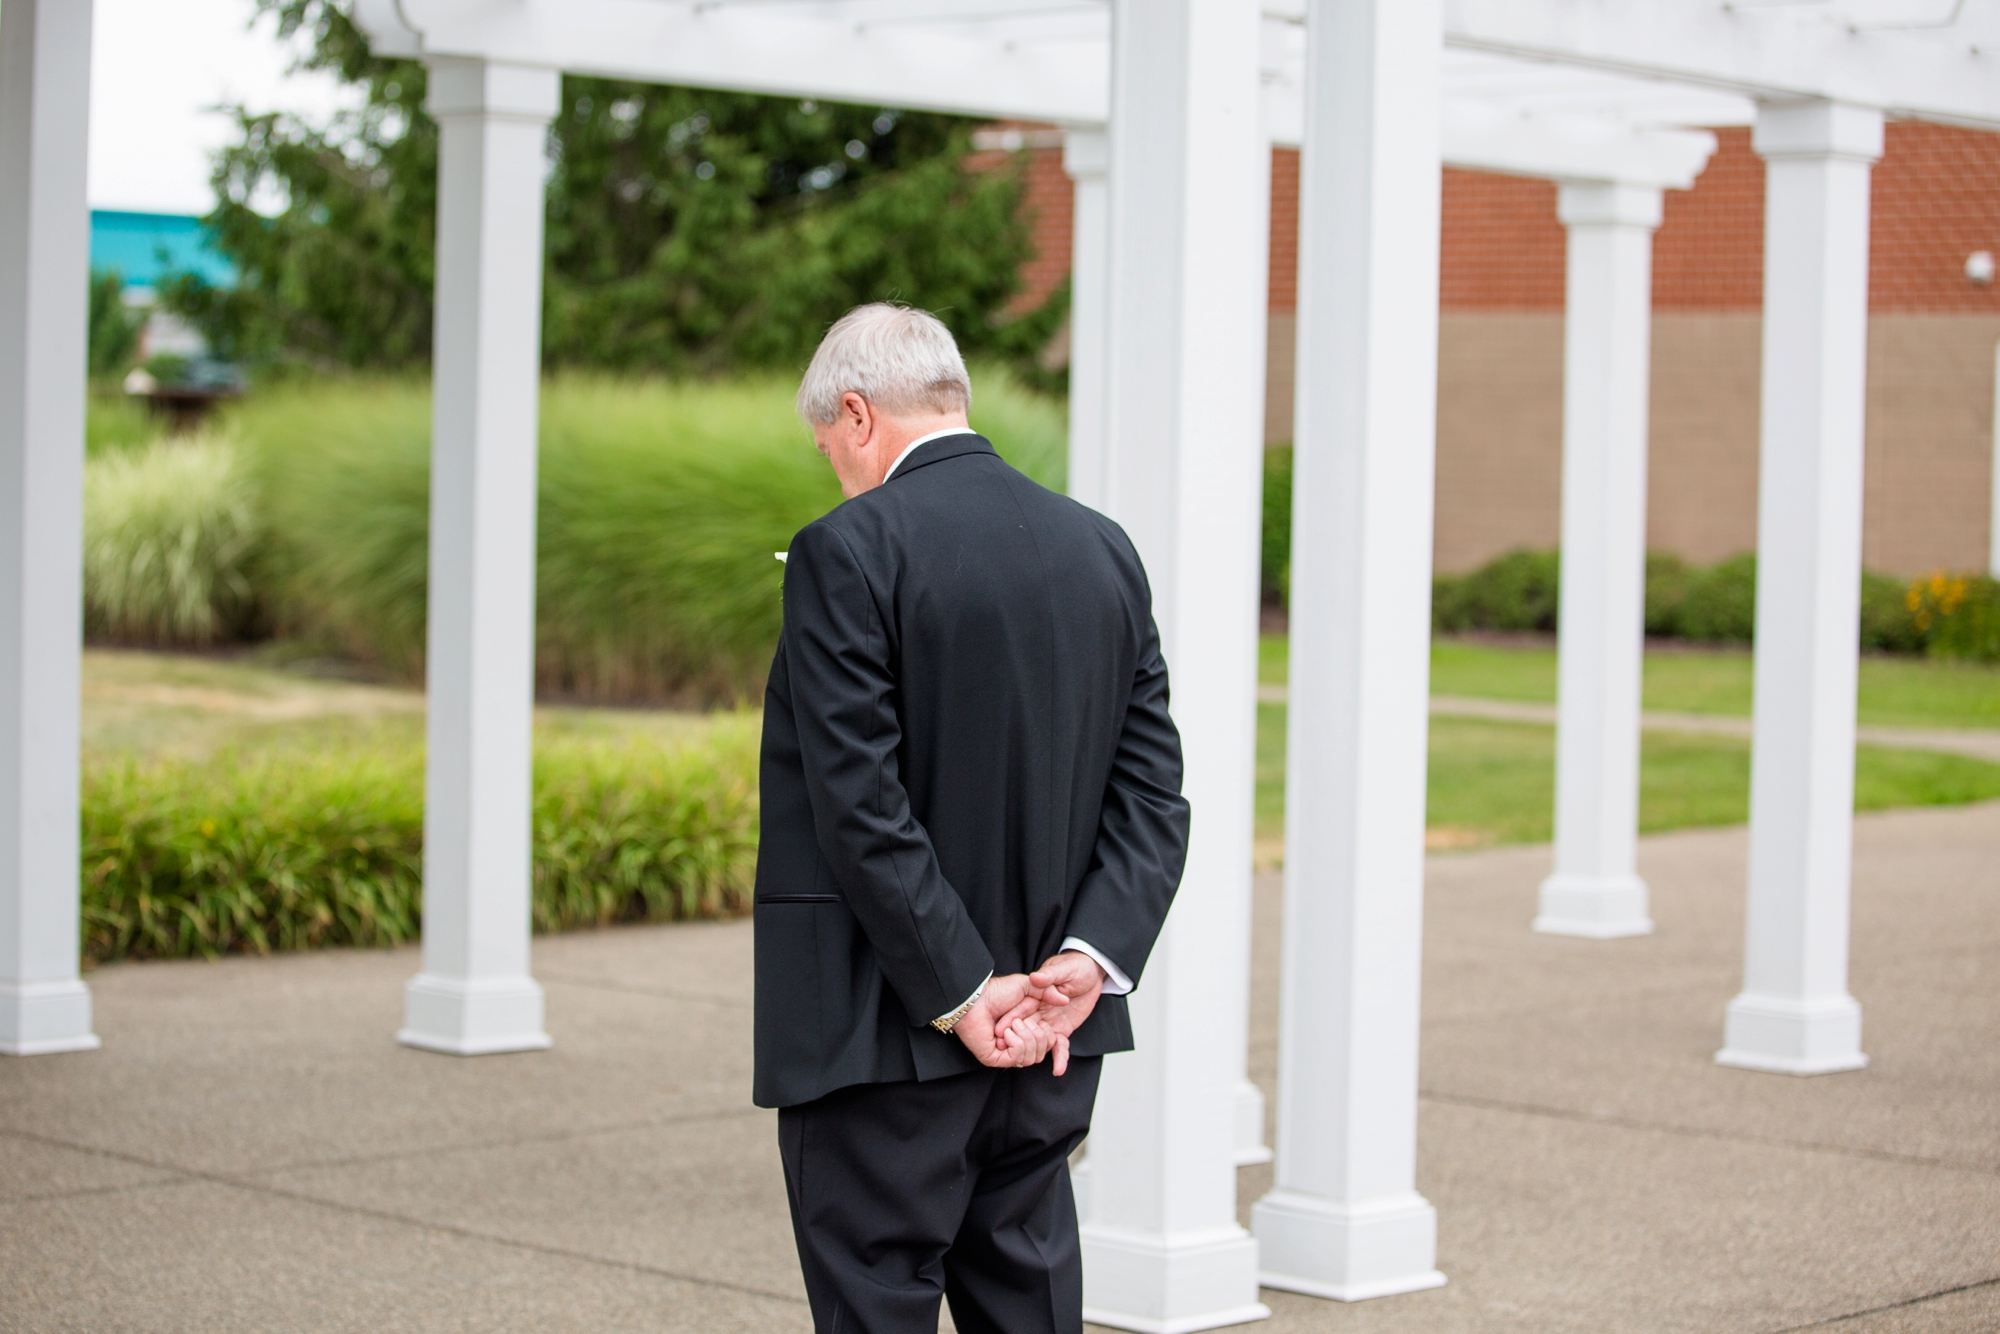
[{"xmin": 777, "ymin": 1057, "xmax": 1103, "ymax": 1334}]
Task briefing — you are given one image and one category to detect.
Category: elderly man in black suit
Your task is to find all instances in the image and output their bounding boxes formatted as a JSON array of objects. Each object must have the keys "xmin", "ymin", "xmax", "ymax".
[{"xmin": 754, "ymin": 303, "xmax": 1189, "ymax": 1334}]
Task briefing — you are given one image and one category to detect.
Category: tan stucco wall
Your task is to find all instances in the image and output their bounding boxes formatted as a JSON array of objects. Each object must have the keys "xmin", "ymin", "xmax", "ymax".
[
  {"xmin": 1260, "ymin": 312, "xmax": 1999, "ymax": 576},
  {"xmin": 1863, "ymin": 315, "xmax": 2000, "ymax": 576},
  {"xmin": 1431, "ymin": 314, "xmax": 1565, "ymax": 574}
]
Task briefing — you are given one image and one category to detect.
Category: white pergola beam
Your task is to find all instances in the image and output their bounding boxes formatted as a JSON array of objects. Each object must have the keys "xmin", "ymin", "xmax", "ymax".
[
  {"xmin": 1077, "ymin": 0, "xmax": 1270, "ymax": 1328},
  {"xmin": 397, "ymin": 58, "xmax": 560, "ymax": 1058},
  {"xmin": 1442, "ymin": 0, "xmax": 2000, "ymax": 129},
  {"xmin": 0, "ymin": 0, "xmax": 97, "ymax": 1058},
  {"xmin": 1251, "ymin": 0, "xmax": 1447, "ymax": 1304},
  {"xmin": 364, "ymin": 0, "xmax": 1109, "ymax": 123},
  {"xmin": 1437, "ymin": 111, "xmax": 1714, "ymax": 189}
]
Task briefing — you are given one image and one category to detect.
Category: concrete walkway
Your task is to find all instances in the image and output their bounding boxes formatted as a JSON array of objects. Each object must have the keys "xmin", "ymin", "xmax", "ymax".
[
  {"xmin": 1255, "ymin": 685, "xmax": 2000, "ymax": 763},
  {"xmin": 4, "ymin": 802, "xmax": 1997, "ymax": 1332}
]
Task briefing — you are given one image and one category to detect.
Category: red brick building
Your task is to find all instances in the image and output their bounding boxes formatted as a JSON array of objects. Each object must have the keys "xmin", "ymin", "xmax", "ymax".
[{"xmin": 1003, "ymin": 123, "xmax": 2000, "ymax": 575}]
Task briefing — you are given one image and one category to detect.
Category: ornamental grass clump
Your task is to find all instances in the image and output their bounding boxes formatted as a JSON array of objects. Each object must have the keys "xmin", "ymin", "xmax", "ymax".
[
  {"xmin": 227, "ymin": 370, "xmax": 1062, "ymax": 702},
  {"xmin": 80, "ymin": 724, "xmax": 760, "ymax": 965},
  {"xmin": 83, "ymin": 435, "xmax": 262, "ymax": 646}
]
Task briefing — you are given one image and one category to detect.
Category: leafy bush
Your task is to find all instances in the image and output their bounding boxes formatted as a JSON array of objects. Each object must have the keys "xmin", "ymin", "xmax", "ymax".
[
  {"xmin": 1644, "ymin": 552, "xmax": 1691, "ymax": 635},
  {"xmin": 1908, "ymin": 572, "xmax": 2000, "ymax": 662},
  {"xmin": 1668, "ymin": 553, "xmax": 1758, "ymax": 643},
  {"xmin": 83, "ymin": 437, "xmax": 263, "ymax": 646},
  {"xmin": 1262, "ymin": 446, "xmax": 1291, "ymax": 606},
  {"xmin": 88, "ymin": 272, "xmax": 143, "ymax": 378},
  {"xmin": 1434, "ymin": 548, "xmax": 1561, "ymax": 634},
  {"xmin": 80, "ymin": 723, "xmax": 759, "ymax": 964},
  {"xmin": 1432, "ymin": 547, "xmax": 1979, "ymax": 657},
  {"xmin": 1859, "ymin": 569, "xmax": 1926, "ymax": 653}
]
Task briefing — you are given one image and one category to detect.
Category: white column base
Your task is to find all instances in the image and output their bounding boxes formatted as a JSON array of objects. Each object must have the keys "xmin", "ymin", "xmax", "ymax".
[
  {"xmin": 1251, "ymin": 1189, "xmax": 1446, "ymax": 1302},
  {"xmin": 1715, "ymin": 992, "xmax": 1867, "ymax": 1075},
  {"xmin": 1234, "ymin": 1079, "xmax": 1272, "ymax": 1166},
  {"xmin": 1080, "ymin": 1223, "xmax": 1270, "ymax": 1333},
  {"xmin": 1533, "ymin": 873, "xmax": 1655, "ymax": 939},
  {"xmin": 398, "ymin": 973, "xmax": 551, "ymax": 1055},
  {"xmin": 0, "ymin": 980, "xmax": 99, "ymax": 1055}
]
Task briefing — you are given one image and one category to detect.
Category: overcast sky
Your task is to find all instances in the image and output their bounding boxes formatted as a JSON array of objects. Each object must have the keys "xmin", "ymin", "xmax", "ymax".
[{"xmin": 89, "ymin": 0, "xmax": 357, "ymax": 213}]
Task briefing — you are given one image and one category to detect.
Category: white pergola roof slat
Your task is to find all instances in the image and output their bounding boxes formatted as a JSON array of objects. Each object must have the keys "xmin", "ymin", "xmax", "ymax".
[
  {"xmin": 1442, "ymin": 0, "xmax": 2000, "ymax": 128},
  {"xmin": 357, "ymin": 0, "xmax": 1749, "ymax": 189},
  {"xmin": 353, "ymin": 0, "xmax": 1110, "ymax": 122}
]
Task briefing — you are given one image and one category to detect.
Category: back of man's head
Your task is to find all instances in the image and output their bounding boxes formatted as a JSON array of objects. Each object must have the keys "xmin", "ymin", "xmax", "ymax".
[{"xmin": 797, "ymin": 304, "xmax": 972, "ymax": 425}]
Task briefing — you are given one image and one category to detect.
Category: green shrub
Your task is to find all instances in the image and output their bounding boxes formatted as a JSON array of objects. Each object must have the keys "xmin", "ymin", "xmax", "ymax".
[
  {"xmin": 1644, "ymin": 552, "xmax": 1691, "ymax": 635},
  {"xmin": 1433, "ymin": 548, "xmax": 1561, "ymax": 634},
  {"xmin": 80, "ymin": 723, "xmax": 759, "ymax": 964},
  {"xmin": 1262, "ymin": 446, "xmax": 1292, "ymax": 606},
  {"xmin": 88, "ymin": 272, "xmax": 143, "ymax": 378},
  {"xmin": 1669, "ymin": 553, "xmax": 1757, "ymax": 642},
  {"xmin": 1435, "ymin": 547, "xmax": 1945, "ymax": 655},
  {"xmin": 1859, "ymin": 569, "xmax": 1926, "ymax": 653},
  {"xmin": 83, "ymin": 436, "xmax": 263, "ymax": 647},
  {"xmin": 531, "ymin": 720, "xmax": 760, "ymax": 932},
  {"xmin": 1909, "ymin": 572, "xmax": 2000, "ymax": 663}
]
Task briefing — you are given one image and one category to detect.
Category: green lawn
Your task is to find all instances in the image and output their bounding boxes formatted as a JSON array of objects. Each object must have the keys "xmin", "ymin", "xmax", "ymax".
[
  {"xmin": 1255, "ymin": 702, "xmax": 2000, "ymax": 854},
  {"xmin": 1260, "ymin": 635, "xmax": 2000, "ymax": 731},
  {"xmin": 81, "ymin": 648, "xmax": 732, "ymax": 764},
  {"xmin": 89, "ymin": 647, "xmax": 2000, "ymax": 870}
]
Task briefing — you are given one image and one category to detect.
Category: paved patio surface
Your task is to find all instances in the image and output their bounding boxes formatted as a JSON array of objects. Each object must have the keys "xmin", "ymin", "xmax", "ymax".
[{"xmin": 3, "ymin": 801, "xmax": 1996, "ymax": 1333}]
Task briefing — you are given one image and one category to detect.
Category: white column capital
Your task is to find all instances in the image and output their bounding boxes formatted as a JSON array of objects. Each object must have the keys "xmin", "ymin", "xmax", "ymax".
[
  {"xmin": 424, "ymin": 57, "xmax": 562, "ymax": 123},
  {"xmin": 1061, "ymin": 126, "xmax": 1109, "ymax": 181},
  {"xmin": 1556, "ymin": 181, "xmax": 1663, "ymax": 232},
  {"xmin": 1752, "ymin": 99, "xmax": 1884, "ymax": 165}
]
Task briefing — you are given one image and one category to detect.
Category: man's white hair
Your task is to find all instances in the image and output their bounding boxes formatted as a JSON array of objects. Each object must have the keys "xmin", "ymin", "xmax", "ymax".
[{"xmin": 796, "ymin": 303, "xmax": 972, "ymax": 425}]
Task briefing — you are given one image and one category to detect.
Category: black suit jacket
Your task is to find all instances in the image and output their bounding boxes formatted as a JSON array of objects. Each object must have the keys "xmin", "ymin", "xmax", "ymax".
[{"xmin": 751, "ymin": 433, "xmax": 1188, "ymax": 1110}]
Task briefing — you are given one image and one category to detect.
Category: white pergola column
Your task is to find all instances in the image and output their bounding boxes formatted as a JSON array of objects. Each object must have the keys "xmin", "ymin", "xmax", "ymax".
[
  {"xmin": 1078, "ymin": 0, "xmax": 1269, "ymax": 1329},
  {"xmin": 1716, "ymin": 99, "xmax": 1883, "ymax": 1077},
  {"xmin": 1534, "ymin": 182, "xmax": 1663, "ymax": 940},
  {"xmin": 398, "ymin": 58, "xmax": 559, "ymax": 1057},
  {"xmin": 1062, "ymin": 127, "xmax": 1110, "ymax": 514},
  {"xmin": 1063, "ymin": 119, "xmax": 1271, "ymax": 1176},
  {"xmin": 0, "ymin": 0, "xmax": 97, "ymax": 1057},
  {"xmin": 1989, "ymin": 336, "xmax": 1999, "ymax": 579},
  {"xmin": 1250, "ymin": 0, "xmax": 1446, "ymax": 1303}
]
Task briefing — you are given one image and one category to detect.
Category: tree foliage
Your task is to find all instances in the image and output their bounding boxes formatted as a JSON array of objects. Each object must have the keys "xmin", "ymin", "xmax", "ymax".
[
  {"xmin": 165, "ymin": 0, "xmax": 1052, "ymax": 374},
  {"xmin": 88, "ymin": 272, "xmax": 144, "ymax": 377}
]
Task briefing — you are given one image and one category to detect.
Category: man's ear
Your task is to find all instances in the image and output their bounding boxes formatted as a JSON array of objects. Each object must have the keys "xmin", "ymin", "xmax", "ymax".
[{"xmin": 841, "ymin": 392, "xmax": 872, "ymax": 442}]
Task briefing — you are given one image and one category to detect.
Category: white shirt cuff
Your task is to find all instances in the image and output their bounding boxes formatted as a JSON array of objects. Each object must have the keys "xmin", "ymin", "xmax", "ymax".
[{"xmin": 1059, "ymin": 938, "xmax": 1134, "ymax": 996}]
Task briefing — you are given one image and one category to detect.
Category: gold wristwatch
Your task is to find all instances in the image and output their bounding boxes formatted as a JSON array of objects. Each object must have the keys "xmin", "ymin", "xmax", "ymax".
[{"xmin": 931, "ymin": 976, "xmax": 989, "ymax": 1034}]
